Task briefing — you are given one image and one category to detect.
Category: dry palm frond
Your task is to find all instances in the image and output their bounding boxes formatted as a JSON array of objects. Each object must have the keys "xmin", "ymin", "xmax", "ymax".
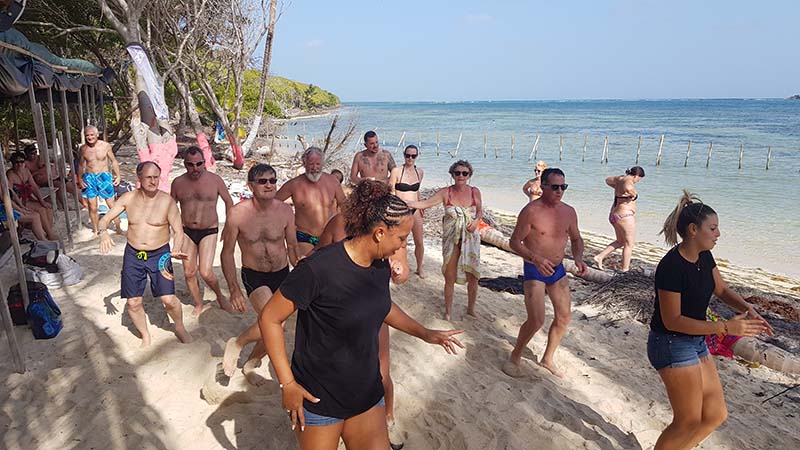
[{"xmin": 583, "ymin": 271, "xmax": 655, "ymax": 323}]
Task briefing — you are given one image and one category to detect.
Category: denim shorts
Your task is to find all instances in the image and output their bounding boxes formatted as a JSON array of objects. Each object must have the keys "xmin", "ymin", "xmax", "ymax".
[
  {"xmin": 647, "ymin": 331, "xmax": 710, "ymax": 371},
  {"xmin": 303, "ymin": 396, "xmax": 385, "ymax": 427}
]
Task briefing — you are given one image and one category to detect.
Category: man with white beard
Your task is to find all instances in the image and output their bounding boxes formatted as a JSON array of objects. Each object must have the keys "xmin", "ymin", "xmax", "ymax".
[{"xmin": 276, "ymin": 147, "xmax": 346, "ymax": 256}]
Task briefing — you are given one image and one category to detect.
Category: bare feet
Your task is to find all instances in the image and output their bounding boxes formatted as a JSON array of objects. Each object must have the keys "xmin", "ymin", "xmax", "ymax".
[
  {"xmin": 217, "ymin": 295, "xmax": 235, "ymax": 313},
  {"xmin": 192, "ymin": 303, "xmax": 205, "ymax": 316},
  {"xmin": 538, "ymin": 359, "xmax": 565, "ymax": 378},
  {"xmin": 502, "ymin": 360, "xmax": 528, "ymax": 378},
  {"xmin": 593, "ymin": 255, "xmax": 604, "ymax": 270},
  {"xmin": 222, "ymin": 337, "xmax": 243, "ymax": 377},
  {"xmin": 466, "ymin": 308, "xmax": 477, "ymax": 318},
  {"xmin": 443, "ymin": 312, "xmax": 451, "ymax": 321},
  {"xmin": 243, "ymin": 358, "xmax": 267, "ymax": 386},
  {"xmin": 175, "ymin": 326, "xmax": 193, "ymax": 343},
  {"xmin": 415, "ymin": 270, "xmax": 425, "ymax": 279},
  {"xmin": 140, "ymin": 333, "xmax": 152, "ymax": 348}
]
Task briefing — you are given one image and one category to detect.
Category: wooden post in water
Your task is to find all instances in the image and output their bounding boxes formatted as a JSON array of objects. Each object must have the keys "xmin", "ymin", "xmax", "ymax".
[
  {"xmin": 436, "ymin": 131, "xmax": 440, "ymax": 156},
  {"xmin": 558, "ymin": 135, "xmax": 563, "ymax": 161},
  {"xmin": 684, "ymin": 140, "xmax": 692, "ymax": 167},
  {"xmin": 453, "ymin": 132, "xmax": 463, "ymax": 158},
  {"xmin": 494, "ymin": 146, "xmax": 499, "ymax": 159},
  {"xmin": 656, "ymin": 134, "xmax": 665, "ymax": 166},
  {"xmin": 396, "ymin": 131, "xmax": 406, "ymax": 151},
  {"xmin": 705, "ymin": 141, "xmax": 713, "ymax": 168},
  {"xmin": 765, "ymin": 146, "xmax": 772, "ymax": 170},
  {"xmin": 483, "ymin": 134, "xmax": 487, "ymax": 158},
  {"xmin": 635, "ymin": 136, "xmax": 642, "ymax": 164},
  {"xmin": 511, "ymin": 134, "xmax": 515, "ymax": 159},
  {"xmin": 529, "ymin": 134, "xmax": 540, "ymax": 161},
  {"xmin": 418, "ymin": 132, "xmax": 422, "ymax": 151},
  {"xmin": 0, "ymin": 143, "xmax": 27, "ymax": 374},
  {"xmin": 601, "ymin": 136, "xmax": 609, "ymax": 164},
  {"xmin": 738, "ymin": 144, "xmax": 744, "ymax": 170},
  {"xmin": 582, "ymin": 135, "xmax": 587, "ymax": 162}
]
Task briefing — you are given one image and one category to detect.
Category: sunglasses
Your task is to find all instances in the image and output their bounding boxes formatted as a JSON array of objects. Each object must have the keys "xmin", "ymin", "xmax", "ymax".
[
  {"xmin": 452, "ymin": 170, "xmax": 471, "ymax": 177},
  {"xmin": 184, "ymin": 160, "xmax": 204, "ymax": 167},
  {"xmin": 543, "ymin": 183, "xmax": 569, "ymax": 191},
  {"xmin": 404, "ymin": 153, "xmax": 418, "ymax": 159},
  {"xmin": 250, "ymin": 177, "xmax": 278, "ymax": 185}
]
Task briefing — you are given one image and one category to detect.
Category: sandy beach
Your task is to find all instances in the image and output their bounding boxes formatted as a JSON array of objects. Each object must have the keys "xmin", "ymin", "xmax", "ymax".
[{"xmin": 2, "ymin": 148, "xmax": 799, "ymax": 450}]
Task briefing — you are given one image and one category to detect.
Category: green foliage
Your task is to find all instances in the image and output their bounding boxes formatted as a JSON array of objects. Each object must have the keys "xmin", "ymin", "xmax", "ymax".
[{"xmin": 268, "ymin": 75, "xmax": 340, "ymax": 110}]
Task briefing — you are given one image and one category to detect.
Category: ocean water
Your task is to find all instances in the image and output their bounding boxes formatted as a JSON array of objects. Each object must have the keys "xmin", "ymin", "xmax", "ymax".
[{"xmin": 286, "ymin": 100, "xmax": 800, "ymax": 277}]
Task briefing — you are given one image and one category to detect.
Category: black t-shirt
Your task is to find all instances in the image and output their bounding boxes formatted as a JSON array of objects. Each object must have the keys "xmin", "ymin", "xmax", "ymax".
[
  {"xmin": 650, "ymin": 246, "xmax": 716, "ymax": 336},
  {"xmin": 280, "ymin": 240, "xmax": 391, "ymax": 419}
]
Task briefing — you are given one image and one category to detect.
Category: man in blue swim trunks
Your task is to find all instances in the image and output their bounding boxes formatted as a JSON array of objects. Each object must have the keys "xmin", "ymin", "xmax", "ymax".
[
  {"xmin": 506, "ymin": 168, "xmax": 588, "ymax": 379},
  {"xmin": 78, "ymin": 126, "xmax": 122, "ymax": 235}
]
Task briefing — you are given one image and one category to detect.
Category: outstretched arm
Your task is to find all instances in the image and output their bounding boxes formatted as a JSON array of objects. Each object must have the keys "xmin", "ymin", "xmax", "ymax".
[
  {"xmin": 712, "ymin": 268, "xmax": 774, "ymax": 335},
  {"xmin": 384, "ymin": 302, "xmax": 464, "ymax": 354},
  {"xmin": 405, "ymin": 188, "xmax": 444, "ymax": 211}
]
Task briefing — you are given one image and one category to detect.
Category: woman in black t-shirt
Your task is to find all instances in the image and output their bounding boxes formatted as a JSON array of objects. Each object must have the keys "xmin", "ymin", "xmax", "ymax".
[
  {"xmin": 258, "ymin": 180, "xmax": 464, "ymax": 450},
  {"xmin": 649, "ymin": 190, "xmax": 773, "ymax": 450}
]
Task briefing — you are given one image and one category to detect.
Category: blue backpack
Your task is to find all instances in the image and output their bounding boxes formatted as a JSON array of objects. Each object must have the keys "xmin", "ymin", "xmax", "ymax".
[{"xmin": 25, "ymin": 282, "xmax": 63, "ymax": 339}]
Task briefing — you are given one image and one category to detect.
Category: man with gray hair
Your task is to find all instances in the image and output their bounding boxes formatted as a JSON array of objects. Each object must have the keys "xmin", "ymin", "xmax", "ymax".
[
  {"xmin": 78, "ymin": 125, "xmax": 122, "ymax": 234},
  {"xmin": 276, "ymin": 146, "xmax": 346, "ymax": 256}
]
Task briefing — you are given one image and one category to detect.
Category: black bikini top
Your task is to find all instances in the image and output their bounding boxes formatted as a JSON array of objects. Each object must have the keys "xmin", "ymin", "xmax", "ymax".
[
  {"xmin": 395, "ymin": 166, "xmax": 421, "ymax": 192},
  {"xmin": 614, "ymin": 193, "xmax": 639, "ymax": 205}
]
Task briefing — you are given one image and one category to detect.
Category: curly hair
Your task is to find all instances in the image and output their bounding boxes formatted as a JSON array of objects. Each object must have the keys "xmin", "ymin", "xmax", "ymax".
[
  {"xmin": 448, "ymin": 160, "xmax": 473, "ymax": 176},
  {"xmin": 660, "ymin": 190, "xmax": 717, "ymax": 246},
  {"xmin": 343, "ymin": 180, "xmax": 413, "ymax": 236}
]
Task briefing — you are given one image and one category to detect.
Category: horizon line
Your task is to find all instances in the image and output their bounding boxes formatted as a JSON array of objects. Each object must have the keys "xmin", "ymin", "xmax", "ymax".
[{"xmin": 340, "ymin": 97, "xmax": 794, "ymax": 104}]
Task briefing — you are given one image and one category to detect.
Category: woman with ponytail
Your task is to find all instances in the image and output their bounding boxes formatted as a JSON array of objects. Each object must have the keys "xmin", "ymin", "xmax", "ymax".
[
  {"xmin": 594, "ymin": 166, "xmax": 645, "ymax": 271},
  {"xmin": 648, "ymin": 190, "xmax": 773, "ymax": 450},
  {"xmin": 258, "ymin": 180, "xmax": 463, "ymax": 450}
]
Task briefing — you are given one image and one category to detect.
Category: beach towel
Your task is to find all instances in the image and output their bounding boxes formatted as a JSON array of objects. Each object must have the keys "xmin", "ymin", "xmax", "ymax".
[
  {"xmin": 705, "ymin": 307, "xmax": 742, "ymax": 358},
  {"xmin": 442, "ymin": 204, "xmax": 480, "ymax": 284}
]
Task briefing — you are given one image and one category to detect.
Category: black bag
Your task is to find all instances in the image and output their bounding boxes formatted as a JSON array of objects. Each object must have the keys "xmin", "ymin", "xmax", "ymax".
[
  {"xmin": 25, "ymin": 282, "xmax": 62, "ymax": 339},
  {"xmin": 6, "ymin": 281, "xmax": 30, "ymax": 325}
]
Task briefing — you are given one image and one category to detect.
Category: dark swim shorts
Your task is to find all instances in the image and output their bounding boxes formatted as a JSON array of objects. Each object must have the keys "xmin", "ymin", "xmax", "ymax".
[
  {"xmin": 241, "ymin": 266, "xmax": 289, "ymax": 296},
  {"xmin": 296, "ymin": 230, "xmax": 320, "ymax": 246},
  {"xmin": 121, "ymin": 243, "xmax": 175, "ymax": 298},
  {"xmin": 523, "ymin": 261, "xmax": 567, "ymax": 285}
]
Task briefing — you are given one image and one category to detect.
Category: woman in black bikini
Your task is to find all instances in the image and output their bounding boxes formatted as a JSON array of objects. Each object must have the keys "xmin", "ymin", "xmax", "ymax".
[
  {"xmin": 388, "ymin": 144, "xmax": 425, "ymax": 277},
  {"xmin": 593, "ymin": 166, "xmax": 644, "ymax": 271},
  {"xmin": 258, "ymin": 180, "xmax": 463, "ymax": 450}
]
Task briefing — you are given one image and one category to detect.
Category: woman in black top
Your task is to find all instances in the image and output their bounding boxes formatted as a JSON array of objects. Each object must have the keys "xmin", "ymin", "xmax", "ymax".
[
  {"xmin": 649, "ymin": 190, "xmax": 773, "ymax": 450},
  {"xmin": 258, "ymin": 180, "xmax": 464, "ymax": 450}
]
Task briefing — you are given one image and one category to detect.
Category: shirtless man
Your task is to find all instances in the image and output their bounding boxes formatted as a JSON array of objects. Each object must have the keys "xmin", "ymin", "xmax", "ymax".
[
  {"xmin": 505, "ymin": 168, "xmax": 588, "ymax": 378},
  {"xmin": 171, "ymin": 146, "xmax": 234, "ymax": 315},
  {"xmin": 349, "ymin": 130, "xmax": 396, "ymax": 184},
  {"xmin": 98, "ymin": 161, "xmax": 191, "ymax": 346},
  {"xmin": 221, "ymin": 164, "xmax": 299, "ymax": 382},
  {"xmin": 275, "ymin": 147, "xmax": 345, "ymax": 256},
  {"xmin": 23, "ymin": 144, "xmax": 81, "ymax": 208},
  {"xmin": 78, "ymin": 126, "xmax": 122, "ymax": 234}
]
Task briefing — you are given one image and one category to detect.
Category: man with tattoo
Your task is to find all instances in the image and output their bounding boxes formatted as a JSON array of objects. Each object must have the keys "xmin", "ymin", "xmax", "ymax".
[{"xmin": 349, "ymin": 130, "xmax": 397, "ymax": 184}]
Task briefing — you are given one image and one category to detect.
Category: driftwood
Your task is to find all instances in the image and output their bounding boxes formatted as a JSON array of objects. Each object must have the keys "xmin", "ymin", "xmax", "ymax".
[{"xmin": 480, "ymin": 222, "xmax": 800, "ymax": 376}]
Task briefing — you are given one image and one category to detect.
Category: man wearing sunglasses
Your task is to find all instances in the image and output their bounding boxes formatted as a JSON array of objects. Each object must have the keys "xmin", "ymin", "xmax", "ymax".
[
  {"xmin": 78, "ymin": 126, "xmax": 122, "ymax": 235},
  {"xmin": 98, "ymin": 161, "xmax": 192, "ymax": 347},
  {"xmin": 221, "ymin": 163, "xmax": 300, "ymax": 382},
  {"xmin": 276, "ymin": 147, "xmax": 345, "ymax": 257},
  {"xmin": 349, "ymin": 130, "xmax": 397, "ymax": 185},
  {"xmin": 506, "ymin": 168, "xmax": 588, "ymax": 379},
  {"xmin": 171, "ymin": 146, "xmax": 235, "ymax": 315}
]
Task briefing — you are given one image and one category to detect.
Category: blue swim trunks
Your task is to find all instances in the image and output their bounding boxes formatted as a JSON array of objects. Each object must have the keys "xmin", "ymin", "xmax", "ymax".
[
  {"xmin": 523, "ymin": 260, "xmax": 567, "ymax": 285},
  {"xmin": 0, "ymin": 205, "xmax": 21, "ymax": 222},
  {"xmin": 82, "ymin": 171, "xmax": 115, "ymax": 199},
  {"xmin": 121, "ymin": 243, "xmax": 175, "ymax": 299}
]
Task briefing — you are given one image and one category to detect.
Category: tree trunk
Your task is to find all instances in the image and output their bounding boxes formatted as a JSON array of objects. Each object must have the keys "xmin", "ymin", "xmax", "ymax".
[{"xmin": 241, "ymin": 0, "xmax": 277, "ymax": 157}]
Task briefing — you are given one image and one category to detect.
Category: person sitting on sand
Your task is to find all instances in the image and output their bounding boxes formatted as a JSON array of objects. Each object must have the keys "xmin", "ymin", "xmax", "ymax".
[
  {"xmin": 276, "ymin": 147, "xmax": 345, "ymax": 257},
  {"xmin": 98, "ymin": 161, "xmax": 192, "ymax": 346},
  {"xmin": 521, "ymin": 160, "xmax": 548, "ymax": 202},
  {"xmin": 6, "ymin": 151, "xmax": 58, "ymax": 241},
  {"xmin": 171, "ymin": 146, "xmax": 234, "ymax": 315},
  {"xmin": 506, "ymin": 168, "xmax": 588, "ymax": 378},
  {"xmin": 593, "ymin": 166, "xmax": 645, "ymax": 272},
  {"xmin": 78, "ymin": 126, "xmax": 123, "ymax": 235},
  {"xmin": 23, "ymin": 143, "xmax": 82, "ymax": 209},
  {"xmin": 648, "ymin": 190, "xmax": 773, "ymax": 450},
  {"xmin": 349, "ymin": 130, "xmax": 396, "ymax": 184},
  {"xmin": 1, "ymin": 188, "xmax": 50, "ymax": 241},
  {"xmin": 258, "ymin": 179, "xmax": 463, "ymax": 450},
  {"xmin": 389, "ymin": 144, "xmax": 426, "ymax": 277},
  {"xmin": 407, "ymin": 160, "xmax": 482, "ymax": 320},
  {"xmin": 221, "ymin": 164, "xmax": 299, "ymax": 383}
]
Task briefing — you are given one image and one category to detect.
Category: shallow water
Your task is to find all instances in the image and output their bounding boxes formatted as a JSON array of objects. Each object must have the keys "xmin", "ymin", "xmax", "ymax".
[{"xmin": 287, "ymin": 100, "xmax": 800, "ymax": 277}]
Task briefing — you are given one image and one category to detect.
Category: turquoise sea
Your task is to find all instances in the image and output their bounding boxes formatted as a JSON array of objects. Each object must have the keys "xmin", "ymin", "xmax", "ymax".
[{"xmin": 287, "ymin": 100, "xmax": 800, "ymax": 277}]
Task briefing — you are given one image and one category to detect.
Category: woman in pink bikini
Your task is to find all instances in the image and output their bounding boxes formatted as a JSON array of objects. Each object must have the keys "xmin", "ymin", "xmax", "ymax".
[{"xmin": 593, "ymin": 166, "xmax": 644, "ymax": 271}]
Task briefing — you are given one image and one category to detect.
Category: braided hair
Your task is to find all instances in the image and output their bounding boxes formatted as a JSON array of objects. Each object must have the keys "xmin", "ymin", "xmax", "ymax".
[
  {"xmin": 344, "ymin": 180, "xmax": 413, "ymax": 237},
  {"xmin": 660, "ymin": 190, "xmax": 717, "ymax": 246}
]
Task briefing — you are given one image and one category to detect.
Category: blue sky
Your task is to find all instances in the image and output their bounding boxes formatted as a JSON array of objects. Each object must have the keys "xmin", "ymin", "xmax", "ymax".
[{"xmin": 266, "ymin": 1, "xmax": 800, "ymax": 102}]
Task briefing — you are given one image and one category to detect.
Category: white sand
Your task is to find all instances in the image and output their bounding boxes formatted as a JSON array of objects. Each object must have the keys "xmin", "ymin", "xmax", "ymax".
[{"xmin": 1, "ymin": 153, "xmax": 799, "ymax": 449}]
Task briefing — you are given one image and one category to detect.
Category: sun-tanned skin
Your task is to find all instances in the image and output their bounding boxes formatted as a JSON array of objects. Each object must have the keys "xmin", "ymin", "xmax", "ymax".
[
  {"xmin": 507, "ymin": 171, "xmax": 587, "ymax": 378},
  {"xmin": 221, "ymin": 167, "xmax": 299, "ymax": 384},
  {"xmin": 276, "ymin": 149, "xmax": 345, "ymax": 257},
  {"xmin": 78, "ymin": 127, "xmax": 122, "ymax": 234},
  {"xmin": 171, "ymin": 149, "xmax": 234, "ymax": 315},
  {"xmin": 6, "ymin": 159, "xmax": 58, "ymax": 240},
  {"xmin": 349, "ymin": 134, "xmax": 396, "ymax": 185},
  {"xmin": 98, "ymin": 163, "xmax": 191, "ymax": 347}
]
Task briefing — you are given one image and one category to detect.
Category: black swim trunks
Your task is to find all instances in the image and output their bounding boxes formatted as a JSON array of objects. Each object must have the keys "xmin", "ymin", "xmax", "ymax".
[
  {"xmin": 296, "ymin": 230, "xmax": 320, "ymax": 246},
  {"xmin": 121, "ymin": 243, "xmax": 175, "ymax": 298},
  {"xmin": 241, "ymin": 266, "xmax": 290, "ymax": 296},
  {"xmin": 183, "ymin": 226, "xmax": 218, "ymax": 246}
]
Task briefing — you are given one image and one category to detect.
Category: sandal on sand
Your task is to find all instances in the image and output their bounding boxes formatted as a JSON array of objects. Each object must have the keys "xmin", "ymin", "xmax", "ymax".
[{"xmin": 502, "ymin": 360, "xmax": 529, "ymax": 378}]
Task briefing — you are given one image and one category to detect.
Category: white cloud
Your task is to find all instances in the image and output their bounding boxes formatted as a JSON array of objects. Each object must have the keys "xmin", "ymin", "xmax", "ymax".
[
  {"xmin": 301, "ymin": 39, "xmax": 324, "ymax": 49},
  {"xmin": 462, "ymin": 13, "xmax": 495, "ymax": 25}
]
